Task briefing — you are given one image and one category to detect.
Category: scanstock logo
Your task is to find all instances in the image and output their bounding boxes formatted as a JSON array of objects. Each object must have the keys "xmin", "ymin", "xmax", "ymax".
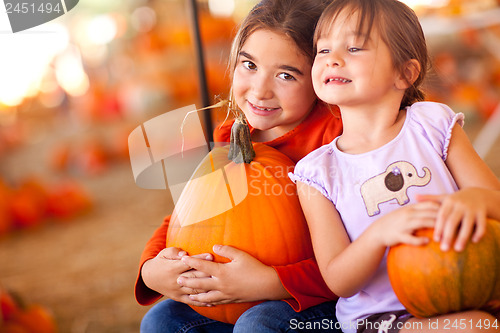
[{"xmin": 4, "ymin": 0, "xmax": 78, "ymax": 33}]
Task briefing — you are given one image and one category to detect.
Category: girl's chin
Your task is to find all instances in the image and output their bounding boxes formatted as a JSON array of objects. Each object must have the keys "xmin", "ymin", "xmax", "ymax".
[
  {"xmin": 246, "ymin": 119, "xmax": 272, "ymax": 131},
  {"xmin": 245, "ymin": 117, "xmax": 278, "ymax": 134},
  {"xmin": 243, "ymin": 111, "xmax": 272, "ymax": 128}
]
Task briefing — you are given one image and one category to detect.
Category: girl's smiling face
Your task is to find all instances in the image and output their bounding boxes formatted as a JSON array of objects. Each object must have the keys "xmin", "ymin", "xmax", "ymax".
[
  {"xmin": 312, "ymin": 9, "xmax": 404, "ymax": 109},
  {"xmin": 232, "ymin": 29, "xmax": 317, "ymax": 141}
]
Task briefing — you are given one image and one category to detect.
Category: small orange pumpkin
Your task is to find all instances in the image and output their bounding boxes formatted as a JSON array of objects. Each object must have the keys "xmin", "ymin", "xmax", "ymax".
[
  {"xmin": 1, "ymin": 288, "xmax": 20, "ymax": 322},
  {"xmin": 46, "ymin": 180, "xmax": 92, "ymax": 221},
  {"xmin": 0, "ymin": 288, "xmax": 56, "ymax": 333},
  {"xmin": 0, "ymin": 185, "xmax": 12, "ymax": 237},
  {"xmin": 9, "ymin": 179, "xmax": 48, "ymax": 229},
  {"xmin": 387, "ymin": 219, "xmax": 500, "ymax": 318},
  {"xmin": 166, "ymin": 121, "xmax": 313, "ymax": 324},
  {"xmin": 11, "ymin": 304, "xmax": 57, "ymax": 333}
]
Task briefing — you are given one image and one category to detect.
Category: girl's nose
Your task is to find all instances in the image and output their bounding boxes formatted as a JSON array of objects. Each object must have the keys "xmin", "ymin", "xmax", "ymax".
[
  {"xmin": 326, "ymin": 51, "xmax": 344, "ymax": 67},
  {"xmin": 251, "ymin": 74, "xmax": 274, "ymax": 100}
]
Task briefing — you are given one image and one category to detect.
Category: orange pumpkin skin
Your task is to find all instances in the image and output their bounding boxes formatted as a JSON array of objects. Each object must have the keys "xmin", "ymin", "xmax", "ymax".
[
  {"xmin": 482, "ymin": 220, "xmax": 500, "ymax": 315},
  {"xmin": 387, "ymin": 219, "xmax": 500, "ymax": 318},
  {"xmin": 12, "ymin": 305, "xmax": 57, "ymax": 333},
  {"xmin": 166, "ymin": 143, "xmax": 314, "ymax": 324}
]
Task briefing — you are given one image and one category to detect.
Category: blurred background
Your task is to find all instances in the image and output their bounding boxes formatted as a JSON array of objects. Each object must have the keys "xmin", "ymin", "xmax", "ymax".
[{"xmin": 0, "ymin": 0, "xmax": 499, "ymax": 332}]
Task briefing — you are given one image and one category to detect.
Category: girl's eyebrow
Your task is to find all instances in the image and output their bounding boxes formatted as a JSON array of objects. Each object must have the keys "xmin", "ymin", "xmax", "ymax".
[
  {"xmin": 239, "ymin": 50, "xmax": 254, "ymax": 60},
  {"xmin": 239, "ymin": 50, "xmax": 304, "ymax": 76},
  {"xmin": 279, "ymin": 65, "xmax": 303, "ymax": 76}
]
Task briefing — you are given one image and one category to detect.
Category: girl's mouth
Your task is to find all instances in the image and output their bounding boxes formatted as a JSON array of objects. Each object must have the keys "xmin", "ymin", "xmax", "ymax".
[
  {"xmin": 248, "ymin": 101, "xmax": 280, "ymax": 116},
  {"xmin": 325, "ymin": 77, "xmax": 352, "ymax": 84}
]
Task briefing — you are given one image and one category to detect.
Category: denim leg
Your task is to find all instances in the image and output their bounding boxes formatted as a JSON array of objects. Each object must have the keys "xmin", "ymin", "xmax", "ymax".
[
  {"xmin": 140, "ymin": 299, "xmax": 234, "ymax": 333},
  {"xmin": 233, "ymin": 300, "xmax": 341, "ymax": 333}
]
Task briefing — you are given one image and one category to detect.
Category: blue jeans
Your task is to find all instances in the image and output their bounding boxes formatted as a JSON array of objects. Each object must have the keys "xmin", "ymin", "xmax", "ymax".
[{"xmin": 140, "ymin": 299, "xmax": 340, "ymax": 333}]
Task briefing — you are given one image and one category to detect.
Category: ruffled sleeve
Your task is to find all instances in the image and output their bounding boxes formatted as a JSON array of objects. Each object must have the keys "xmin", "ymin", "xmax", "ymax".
[
  {"xmin": 288, "ymin": 144, "xmax": 336, "ymax": 203},
  {"xmin": 407, "ymin": 102, "xmax": 464, "ymax": 161}
]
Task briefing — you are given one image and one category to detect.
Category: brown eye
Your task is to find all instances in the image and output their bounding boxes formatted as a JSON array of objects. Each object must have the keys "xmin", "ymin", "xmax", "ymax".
[
  {"xmin": 278, "ymin": 73, "xmax": 295, "ymax": 81},
  {"xmin": 243, "ymin": 60, "xmax": 256, "ymax": 70}
]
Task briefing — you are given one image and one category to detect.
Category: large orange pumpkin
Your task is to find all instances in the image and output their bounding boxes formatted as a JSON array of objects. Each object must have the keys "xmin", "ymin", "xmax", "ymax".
[
  {"xmin": 387, "ymin": 219, "xmax": 500, "ymax": 318},
  {"xmin": 166, "ymin": 139, "xmax": 314, "ymax": 324}
]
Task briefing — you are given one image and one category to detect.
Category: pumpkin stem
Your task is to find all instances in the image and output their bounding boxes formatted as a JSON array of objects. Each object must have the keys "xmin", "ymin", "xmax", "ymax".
[{"xmin": 228, "ymin": 114, "xmax": 255, "ymax": 164}]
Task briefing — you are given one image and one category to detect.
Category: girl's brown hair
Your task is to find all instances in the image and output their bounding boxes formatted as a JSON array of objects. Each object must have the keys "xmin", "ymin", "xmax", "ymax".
[
  {"xmin": 314, "ymin": 0, "xmax": 430, "ymax": 109},
  {"xmin": 227, "ymin": 0, "xmax": 330, "ymax": 113}
]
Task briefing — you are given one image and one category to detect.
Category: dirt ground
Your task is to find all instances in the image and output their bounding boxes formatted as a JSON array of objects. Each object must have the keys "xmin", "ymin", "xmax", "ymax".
[
  {"xmin": 0, "ymin": 113, "xmax": 499, "ymax": 333},
  {"xmin": 0, "ymin": 117, "xmax": 175, "ymax": 332}
]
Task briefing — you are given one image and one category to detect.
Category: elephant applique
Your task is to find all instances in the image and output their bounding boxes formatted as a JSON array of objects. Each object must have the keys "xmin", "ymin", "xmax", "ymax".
[{"xmin": 360, "ymin": 161, "xmax": 431, "ymax": 217}]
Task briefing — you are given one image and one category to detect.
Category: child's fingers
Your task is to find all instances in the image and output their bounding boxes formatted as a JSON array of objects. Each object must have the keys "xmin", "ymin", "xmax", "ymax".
[
  {"xmin": 472, "ymin": 214, "xmax": 487, "ymax": 243},
  {"xmin": 189, "ymin": 290, "xmax": 227, "ymax": 305},
  {"xmin": 178, "ymin": 295, "xmax": 213, "ymax": 307},
  {"xmin": 453, "ymin": 213, "xmax": 475, "ymax": 252},
  {"xmin": 413, "ymin": 200, "xmax": 441, "ymax": 210},
  {"xmin": 179, "ymin": 269, "xmax": 211, "ymax": 279},
  {"xmin": 190, "ymin": 253, "xmax": 214, "ymax": 261},
  {"xmin": 213, "ymin": 244, "xmax": 243, "ymax": 261},
  {"xmin": 158, "ymin": 247, "xmax": 186, "ymax": 260},
  {"xmin": 180, "ymin": 285, "xmax": 206, "ymax": 296},
  {"xmin": 181, "ymin": 256, "xmax": 219, "ymax": 275},
  {"xmin": 439, "ymin": 209, "xmax": 463, "ymax": 251},
  {"xmin": 406, "ymin": 202, "xmax": 438, "ymax": 229},
  {"xmin": 405, "ymin": 208, "xmax": 436, "ymax": 228},
  {"xmin": 433, "ymin": 202, "xmax": 452, "ymax": 242},
  {"xmin": 177, "ymin": 274, "xmax": 215, "ymax": 293},
  {"xmin": 414, "ymin": 216, "xmax": 436, "ymax": 230},
  {"xmin": 399, "ymin": 234, "xmax": 429, "ymax": 247}
]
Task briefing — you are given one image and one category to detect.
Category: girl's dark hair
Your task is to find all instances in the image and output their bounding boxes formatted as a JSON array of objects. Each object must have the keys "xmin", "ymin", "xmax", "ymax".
[{"xmin": 314, "ymin": 0, "xmax": 430, "ymax": 108}]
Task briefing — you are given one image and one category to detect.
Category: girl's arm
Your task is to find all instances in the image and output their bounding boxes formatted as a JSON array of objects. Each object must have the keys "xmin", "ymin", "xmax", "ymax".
[
  {"xmin": 135, "ymin": 215, "xmax": 172, "ymax": 304},
  {"xmin": 135, "ymin": 215, "xmax": 212, "ymax": 307},
  {"xmin": 419, "ymin": 125, "xmax": 500, "ymax": 252},
  {"xmin": 297, "ymin": 182, "xmax": 379, "ymax": 298},
  {"xmin": 297, "ymin": 182, "xmax": 438, "ymax": 298}
]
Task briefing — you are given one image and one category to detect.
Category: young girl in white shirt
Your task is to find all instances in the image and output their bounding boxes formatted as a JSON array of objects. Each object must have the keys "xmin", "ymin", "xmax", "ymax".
[{"xmin": 290, "ymin": 0, "xmax": 500, "ymax": 332}]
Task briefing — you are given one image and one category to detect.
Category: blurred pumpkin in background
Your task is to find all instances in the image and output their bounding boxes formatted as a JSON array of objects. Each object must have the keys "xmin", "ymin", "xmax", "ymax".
[
  {"xmin": 1, "ymin": 287, "xmax": 57, "ymax": 333},
  {"xmin": 0, "ymin": 176, "xmax": 92, "ymax": 236},
  {"xmin": 46, "ymin": 180, "xmax": 92, "ymax": 221},
  {"xmin": 10, "ymin": 304, "xmax": 57, "ymax": 333},
  {"xmin": 9, "ymin": 178, "xmax": 48, "ymax": 230},
  {"xmin": 0, "ymin": 179, "xmax": 12, "ymax": 236}
]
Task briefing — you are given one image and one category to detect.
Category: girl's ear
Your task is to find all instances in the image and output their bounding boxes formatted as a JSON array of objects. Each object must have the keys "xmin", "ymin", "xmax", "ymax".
[{"xmin": 395, "ymin": 59, "xmax": 421, "ymax": 90}]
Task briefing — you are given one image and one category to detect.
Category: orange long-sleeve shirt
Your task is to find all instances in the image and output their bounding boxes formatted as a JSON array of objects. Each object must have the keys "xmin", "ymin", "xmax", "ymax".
[{"xmin": 135, "ymin": 101, "xmax": 342, "ymax": 311}]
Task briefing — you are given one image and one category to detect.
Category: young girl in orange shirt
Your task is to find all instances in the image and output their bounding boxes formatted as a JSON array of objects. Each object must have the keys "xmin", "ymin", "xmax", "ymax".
[{"xmin": 137, "ymin": 0, "xmax": 344, "ymax": 332}]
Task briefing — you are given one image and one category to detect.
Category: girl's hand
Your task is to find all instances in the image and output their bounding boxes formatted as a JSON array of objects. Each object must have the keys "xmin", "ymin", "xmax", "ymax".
[
  {"xmin": 178, "ymin": 245, "xmax": 289, "ymax": 305},
  {"xmin": 370, "ymin": 201, "xmax": 440, "ymax": 248},
  {"xmin": 141, "ymin": 247, "xmax": 213, "ymax": 307},
  {"xmin": 417, "ymin": 188, "xmax": 488, "ymax": 252}
]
